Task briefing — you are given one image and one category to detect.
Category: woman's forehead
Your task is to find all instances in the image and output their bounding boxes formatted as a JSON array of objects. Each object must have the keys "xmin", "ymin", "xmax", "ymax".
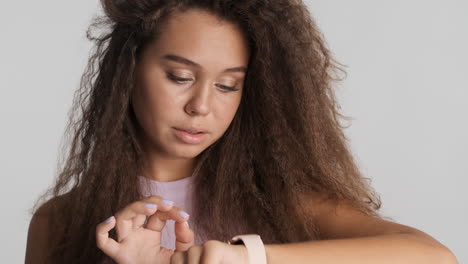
[{"xmin": 146, "ymin": 9, "xmax": 250, "ymax": 71}]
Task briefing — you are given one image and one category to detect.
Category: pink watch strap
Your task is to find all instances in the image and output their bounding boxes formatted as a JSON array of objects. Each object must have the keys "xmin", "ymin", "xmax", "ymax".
[{"xmin": 229, "ymin": 234, "xmax": 267, "ymax": 264}]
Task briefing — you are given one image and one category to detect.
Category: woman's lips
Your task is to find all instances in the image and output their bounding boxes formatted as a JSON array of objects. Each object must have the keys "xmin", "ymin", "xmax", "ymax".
[
  {"xmin": 175, "ymin": 126, "xmax": 208, "ymax": 133},
  {"xmin": 173, "ymin": 128, "xmax": 207, "ymax": 144}
]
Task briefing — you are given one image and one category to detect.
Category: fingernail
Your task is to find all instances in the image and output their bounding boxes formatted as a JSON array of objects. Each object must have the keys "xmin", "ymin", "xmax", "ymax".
[
  {"xmin": 179, "ymin": 211, "xmax": 189, "ymax": 218},
  {"xmin": 144, "ymin": 203, "xmax": 158, "ymax": 209},
  {"xmin": 162, "ymin": 199, "xmax": 174, "ymax": 206},
  {"xmin": 104, "ymin": 216, "xmax": 114, "ymax": 223},
  {"xmin": 184, "ymin": 221, "xmax": 189, "ymax": 227}
]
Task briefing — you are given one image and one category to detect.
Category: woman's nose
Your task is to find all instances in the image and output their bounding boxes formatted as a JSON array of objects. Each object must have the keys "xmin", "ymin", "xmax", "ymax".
[{"xmin": 184, "ymin": 81, "xmax": 212, "ymax": 116}]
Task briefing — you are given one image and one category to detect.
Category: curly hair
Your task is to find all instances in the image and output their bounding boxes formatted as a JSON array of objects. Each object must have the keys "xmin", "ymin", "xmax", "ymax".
[{"xmin": 30, "ymin": 0, "xmax": 384, "ymax": 263}]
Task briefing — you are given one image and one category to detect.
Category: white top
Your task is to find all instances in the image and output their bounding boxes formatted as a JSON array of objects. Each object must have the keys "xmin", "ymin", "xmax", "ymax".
[{"xmin": 137, "ymin": 175, "xmax": 204, "ymax": 250}]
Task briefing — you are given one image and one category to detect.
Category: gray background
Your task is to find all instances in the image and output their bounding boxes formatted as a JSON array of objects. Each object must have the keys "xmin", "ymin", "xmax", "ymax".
[{"xmin": 1, "ymin": 0, "xmax": 466, "ymax": 263}]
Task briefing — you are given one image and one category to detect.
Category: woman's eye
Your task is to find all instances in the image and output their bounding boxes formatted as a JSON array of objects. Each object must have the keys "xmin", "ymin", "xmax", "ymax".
[
  {"xmin": 216, "ymin": 84, "xmax": 240, "ymax": 92},
  {"xmin": 166, "ymin": 73, "xmax": 192, "ymax": 83},
  {"xmin": 166, "ymin": 72, "xmax": 239, "ymax": 92}
]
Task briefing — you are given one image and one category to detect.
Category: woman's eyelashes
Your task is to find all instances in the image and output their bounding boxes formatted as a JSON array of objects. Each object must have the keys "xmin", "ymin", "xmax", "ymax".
[
  {"xmin": 166, "ymin": 72, "xmax": 192, "ymax": 83},
  {"xmin": 166, "ymin": 72, "xmax": 240, "ymax": 92}
]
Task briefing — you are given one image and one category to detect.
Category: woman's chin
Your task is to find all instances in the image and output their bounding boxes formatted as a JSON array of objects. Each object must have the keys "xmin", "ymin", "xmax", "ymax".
[{"xmin": 170, "ymin": 145, "xmax": 208, "ymax": 159}]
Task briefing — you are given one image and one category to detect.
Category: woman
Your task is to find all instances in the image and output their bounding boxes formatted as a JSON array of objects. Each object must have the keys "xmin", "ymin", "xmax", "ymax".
[{"xmin": 25, "ymin": 0, "xmax": 458, "ymax": 263}]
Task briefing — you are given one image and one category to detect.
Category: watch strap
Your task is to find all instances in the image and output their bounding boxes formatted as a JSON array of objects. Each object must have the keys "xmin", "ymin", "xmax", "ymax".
[{"xmin": 229, "ymin": 234, "xmax": 267, "ymax": 264}]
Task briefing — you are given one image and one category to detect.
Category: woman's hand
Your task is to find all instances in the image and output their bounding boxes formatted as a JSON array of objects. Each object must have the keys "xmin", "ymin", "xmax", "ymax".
[
  {"xmin": 170, "ymin": 240, "xmax": 249, "ymax": 264},
  {"xmin": 96, "ymin": 195, "xmax": 195, "ymax": 264}
]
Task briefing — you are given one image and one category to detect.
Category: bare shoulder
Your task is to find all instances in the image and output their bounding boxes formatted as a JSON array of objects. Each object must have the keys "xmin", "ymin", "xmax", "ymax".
[{"xmin": 25, "ymin": 193, "xmax": 71, "ymax": 264}]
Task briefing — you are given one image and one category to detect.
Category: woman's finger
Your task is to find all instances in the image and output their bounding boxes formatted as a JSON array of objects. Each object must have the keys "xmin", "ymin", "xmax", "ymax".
[
  {"xmin": 96, "ymin": 216, "xmax": 120, "ymax": 258},
  {"xmin": 114, "ymin": 196, "xmax": 172, "ymax": 242},
  {"xmin": 174, "ymin": 220, "xmax": 195, "ymax": 251},
  {"xmin": 145, "ymin": 205, "xmax": 190, "ymax": 232},
  {"xmin": 170, "ymin": 247, "xmax": 203, "ymax": 264},
  {"xmin": 170, "ymin": 250, "xmax": 187, "ymax": 264},
  {"xmin": 133, "ymin": 214, "xmax": 148, "ymax": 228},
  {"xmin": 114, "ymin": 201, "xmax": 158, "ymax": 242},
  {"xmin": 186, "ymin": 245, "xmax": 203, "ymax": 264},
  {"xmin": 145, "ymin": 211, "xmax": 167, "ymax": 233}
]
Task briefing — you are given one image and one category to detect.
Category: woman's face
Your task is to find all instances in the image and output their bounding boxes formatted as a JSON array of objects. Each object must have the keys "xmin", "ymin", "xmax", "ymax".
[{"xmin": 132, "ymin": 9, "xmax": 250, "ymax": 159}]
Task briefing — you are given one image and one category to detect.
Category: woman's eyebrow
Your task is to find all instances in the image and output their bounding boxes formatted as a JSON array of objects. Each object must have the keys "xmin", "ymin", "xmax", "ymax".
[{"xmin": 162, "ymin": 54, "xmax": 247, "ymax": 73}]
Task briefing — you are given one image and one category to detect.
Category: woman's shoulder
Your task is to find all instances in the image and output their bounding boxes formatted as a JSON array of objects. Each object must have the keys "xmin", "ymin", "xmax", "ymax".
[
  {"xmin": 25, "ymin": 192, "xmax": 73, "ymax": 264},
  {"xmin": 32, "ymin": 191, "xmax": 73, "ymax": 218}
]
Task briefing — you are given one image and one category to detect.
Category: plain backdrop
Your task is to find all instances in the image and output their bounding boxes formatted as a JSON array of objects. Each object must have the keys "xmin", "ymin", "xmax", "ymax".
[{"xmin": 0, "ymin": 0, "xmax": 466, "ymax": 263}]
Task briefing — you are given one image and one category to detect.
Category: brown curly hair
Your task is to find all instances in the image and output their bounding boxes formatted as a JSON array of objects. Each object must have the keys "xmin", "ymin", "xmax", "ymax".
[{"xmin": 30, "ymin": 0, "xmax": 384, "ymax": 263}]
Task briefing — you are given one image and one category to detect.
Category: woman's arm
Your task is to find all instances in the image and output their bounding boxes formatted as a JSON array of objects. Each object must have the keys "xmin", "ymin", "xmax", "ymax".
[
  {"xmin": 263, "ymin": 194, "xmax": 458, "ymax": 264},
  {"xmin": 264, "ymin": 231, "xmax": 457, "ymax": 264}
]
